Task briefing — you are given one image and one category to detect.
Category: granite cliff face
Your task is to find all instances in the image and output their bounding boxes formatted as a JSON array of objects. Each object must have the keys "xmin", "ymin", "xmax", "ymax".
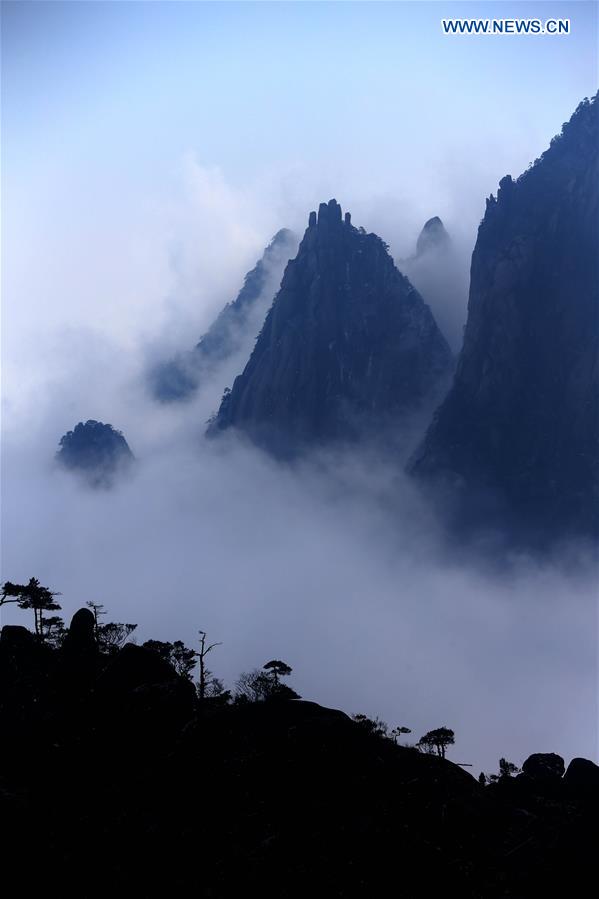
[
  {"xmin": 151, "ymin": 229, "xmax": 297, "ymax": 402},
  {"xmin": 410, "ymin": 95, "xmax": 599, "ymax": 540},
  {"xmin": 209, "ymin": 200, "xmax": 453, "ymax": 457},
  {"xmin": 56, "ymin": 420, "xmax": 134, "ymax": 487}
]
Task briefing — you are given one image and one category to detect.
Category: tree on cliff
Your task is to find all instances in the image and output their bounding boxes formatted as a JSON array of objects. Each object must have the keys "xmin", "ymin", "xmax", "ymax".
[
  {"xmin": 143, "ymin": 639, "xmax": 198, "ymax": 680},
  {"xmin": 417, "ymin": 727, "xmax": 455, "ymax": 759},
  {"xmin": 391, "ymin": 725, "xmax": 412, "ymax": 744},
  {"xmin": 235, "ymin": 662, "xmax": 300, "ymax": 702},
  {"xmin": 1, "ymin": 578, "xmax": 62, "ymax": 639},
  {"xmin": 263, "ymin": 659, "xmax": 292, "ymax": 685},
  {"xmin": 352, "ymin": 714, "xmax": 389, "ymax": 738},
  {"xmin": 86, "ymin": 602, "xmax": 137, "ymax": 655},
  {"xmin": 197, "ymin": 630, "xmax": 223, "ymax": 700}
]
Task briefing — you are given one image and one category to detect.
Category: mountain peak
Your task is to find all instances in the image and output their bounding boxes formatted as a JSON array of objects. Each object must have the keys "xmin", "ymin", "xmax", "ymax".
[
  {"xmin": 306, "ymin": 198, "xmax": 351, "ymax": 231},
  {"xmin": 208, "ymin": 205, "xmax": 453, "ymax": 457},
  {"xmin": 318, "ymin": 198, "xmax": 342, "ymax": 224},
  {"xmin": 409, "ymin": 93, "xmax": 599, "ymax": 542},
  {"xmin": 415, "ymin": 216, "xmax": 450, "ymax": 256}
]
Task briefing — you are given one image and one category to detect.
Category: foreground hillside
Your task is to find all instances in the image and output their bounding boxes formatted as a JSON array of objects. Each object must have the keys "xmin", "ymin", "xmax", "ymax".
[{"xmin": 1, "ymin": 606, "xmax": 597, "ymax": 897}]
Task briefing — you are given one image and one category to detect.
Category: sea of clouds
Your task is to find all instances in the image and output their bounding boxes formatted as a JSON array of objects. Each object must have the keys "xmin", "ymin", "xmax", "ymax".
[{"xmin": 2, "ymin": 158, "xmax": 597, "ymax": 775}]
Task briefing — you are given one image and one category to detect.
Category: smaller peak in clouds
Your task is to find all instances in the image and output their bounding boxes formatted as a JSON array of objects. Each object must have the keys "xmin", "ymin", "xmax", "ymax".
[
  {"xmin": 400, "ymin": 215, "xmax": 468, "ymax": 354},
  {"xmin": 56, "ymin": 419, "xmax": 135, "ymax": 489},
  {"xmin": 415, "ymin": 216, "xmax": 451, "ymax": 258}
]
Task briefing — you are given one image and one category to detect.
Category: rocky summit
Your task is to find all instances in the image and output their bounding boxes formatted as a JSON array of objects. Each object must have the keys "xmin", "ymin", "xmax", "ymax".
[
  {"xmin": 209, "ymin": 199, "xmax": 453, "ymax": 457},
  {"xmin": 415, "ymin": 216, "xmax": 451, "ymax": 257},
  {"xmin": 56, "ymin": 420, "xmax": 134, "ymax": 487},
  {"xmin": 150, "ymin": 228, "xmax": 297, "ymax": 402},
  {"xmin": 410, "ymin": 94, "xmax": 599, "ymax": 542}
]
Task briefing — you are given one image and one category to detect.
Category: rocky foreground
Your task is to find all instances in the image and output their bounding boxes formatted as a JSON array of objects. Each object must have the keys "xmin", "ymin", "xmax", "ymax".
[{"xmin": 1, "ymin": 609, "xmax": 597, "ymax": 897}]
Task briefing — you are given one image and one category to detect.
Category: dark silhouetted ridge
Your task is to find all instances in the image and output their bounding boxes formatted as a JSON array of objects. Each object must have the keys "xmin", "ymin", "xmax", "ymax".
[
  {"xmin": 410, "ymin": 94, "xmax": 599, "ymax": 542},
  {"xmin": 1, "ymin": 604, "xmax": 598, "ymax": 897}
]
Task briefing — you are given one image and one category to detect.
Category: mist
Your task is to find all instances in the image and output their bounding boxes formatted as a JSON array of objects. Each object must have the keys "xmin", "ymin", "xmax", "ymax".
[
  {"xmin": 3, "ymin": 0, "xmax": 598, "ymax": 776},
  {"xmin": 2, "ymin": 210, "xmax": 597, "ymax": 775}
]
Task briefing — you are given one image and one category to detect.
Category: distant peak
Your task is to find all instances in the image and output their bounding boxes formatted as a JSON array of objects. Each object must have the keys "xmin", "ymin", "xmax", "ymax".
[
  {"xmin": 56, "ymin": 420, "xmax": 134, "ymax": 488},
  {"xmin": 416, "ymin": 216, "xmax": 450, "ymax": 256}
]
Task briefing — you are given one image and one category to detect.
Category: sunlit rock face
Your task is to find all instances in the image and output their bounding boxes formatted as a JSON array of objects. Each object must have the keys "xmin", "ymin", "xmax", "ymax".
[
  {"xmin": 410, "ymin": 94, "xmax": 599, "ymax": 542},
  {"xmin": 56, "ymin": 420, "xmax": 134, "ymax": 487},
  {"xmin": 209, "ymin": 199, "xmax": 453, "ymax": 458},
  {"xmin": 150, "ymin": 228, "xmax": 297, "ymax": 402}
]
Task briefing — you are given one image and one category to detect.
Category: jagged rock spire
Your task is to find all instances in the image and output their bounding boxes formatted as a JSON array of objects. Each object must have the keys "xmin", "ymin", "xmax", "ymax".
[{"xmin": 208, "ymin": 200, "xmax": 453, "ymax": 458}]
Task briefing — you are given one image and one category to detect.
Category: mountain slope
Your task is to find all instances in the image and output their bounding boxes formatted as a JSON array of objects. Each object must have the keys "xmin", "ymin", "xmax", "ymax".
[
  {"xmin": 151, "ymin": 229, "xmax": 297, "ymax": 402},
  {"xmin": 410, "ymin": 95, "xmax": 599, "ymax": 540},
  {"xmin": 209, "ymin": 199, "xmax": 453, "ymax": 457}
]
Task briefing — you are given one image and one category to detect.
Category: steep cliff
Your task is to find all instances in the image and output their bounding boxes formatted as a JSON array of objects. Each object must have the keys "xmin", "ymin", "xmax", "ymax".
[
  {"xmin": 209, "ymin": 199, "xmax": 453, "ymax": 457},
  {"xmin": 410, "ymin": 95, "xmax": 599, "ymax": 540},
  {"xmin": 151, "ymin": 228, "xmax": 297, "ymax": 401}
]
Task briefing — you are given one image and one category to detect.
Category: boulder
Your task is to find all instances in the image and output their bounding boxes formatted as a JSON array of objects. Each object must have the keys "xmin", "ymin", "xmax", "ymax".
[
  {"xmin": 60, "ymin": 608, "xmax": 99, "ymax": 687},
  {"xmin": 95, "ymin": 643, "xmax": 178, "ymax": 695},
  {"xmin": 522, "ymin": 752, "xmax": 565, "ymax": 781},
  {"xmin": 563, "ymin": 757, "xmax": 599, "ymax": 794},
  {"xmin": 0, "ymin": 624, "xmax": 52, "ymax": 685},
  {"xmin": 62, "ymin": 608, "xmax": 97, "ymax": 656}
]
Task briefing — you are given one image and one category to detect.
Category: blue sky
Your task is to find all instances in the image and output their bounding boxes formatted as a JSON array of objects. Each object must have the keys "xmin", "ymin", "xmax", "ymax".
[
  {"xmin": 4, "ymin": 1, "xmax": 596, "ymax": 185},
  {"xmin": 2, "ymin": 1, "xmax": 598, "ymax": 381}
]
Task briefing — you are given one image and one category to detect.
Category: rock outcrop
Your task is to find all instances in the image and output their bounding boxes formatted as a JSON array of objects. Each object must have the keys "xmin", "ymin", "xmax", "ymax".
[
  {"xmin": 563, "ymin": 757, "xmax": 599, "ymax": 794},
  {"xmin": 410, "ymin": 94, "xmax": 599, "ymax": 541},
  {"xmin": 150, "ymin": 228, "xmax": 297, "ymax": 401},
  {"xmin": 522, "ymin": 752, "xmax": 565, "ymax": 782},
  {"xmin": 56, "ymin": 420, "xmax": 134, "ymax": 487},
  {"xmin": 209, "ymin": 200, "xmax": 453, "ymax": 457}
]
